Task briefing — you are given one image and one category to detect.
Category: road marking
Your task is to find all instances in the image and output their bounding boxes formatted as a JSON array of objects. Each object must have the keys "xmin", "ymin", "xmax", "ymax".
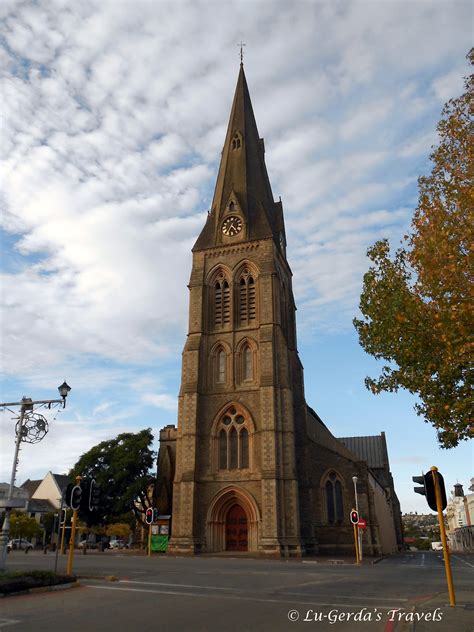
[
  {"xmin": 282, "ymin": 592, "xmax": 408, "ymax": 602},
  {"xmin": 85, "ymin": 583, "xmax": 407, "ymax": 610},
  {"xmin": 119, "ymin": 579, "xmax": 249, "ymax": 592},
  {"xmin": 0, "ymin": 619, "xmax": 21, "ymax": 628},
  {"xmin": 421, "ymin": 553, "xmax": 425, "ymax": 567},
  {"xmin": 451, "ymin": 555, "xmax": 474, "ymax": 568}
]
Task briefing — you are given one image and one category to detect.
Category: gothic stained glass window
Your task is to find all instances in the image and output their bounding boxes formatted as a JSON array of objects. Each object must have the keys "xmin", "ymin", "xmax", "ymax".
[
  {"xmin": 243, "ymin": 346, "xmax": 252, "ymax": 380},
  {"xmin": 240, "ymin": 428, "xmax": 249, "ymax": 468},
  {"xmin": 229, "ymin": 427, "xmax": 238, "ymax": 469},
  {"xmin": 335, "ymin": 480, "xmax": 344, "ymax": 523},
  {"xmin": 326, "ymin": 480, "xmax": 335, "ymax": 524},
  {"xmin": 219, "ymin": 430, "xmax": 227, "ymax": 469},
  {"xmin": 325, "ymin": 472, "xmax": 344, "ymax": 525},
  {"xmin": 217, "ymin": 349, "xmax": 226, "ymax": 383},
  {"xmin": 216, "ymin": 406, "xmax": 251, "ymax": 471}
]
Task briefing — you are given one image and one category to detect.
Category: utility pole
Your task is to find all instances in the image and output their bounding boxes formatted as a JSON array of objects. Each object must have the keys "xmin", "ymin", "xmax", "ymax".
[{"xmin": 0, "ymin": 383, "xmax": 71, "ymax": 571}]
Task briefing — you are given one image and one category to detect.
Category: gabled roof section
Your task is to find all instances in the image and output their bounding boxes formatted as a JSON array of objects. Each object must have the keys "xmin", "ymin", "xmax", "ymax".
[
  {"xmin": 337, "ymin": 434, "xmax": 390, "ymax": 470},
  {"xmin": 52, "ymin": 473, "xmax": 71, "ymax": 493},
  {"xmin": 20, "ymin": 479, "xmax": 42, "ymax": 497},
  {"xmin": 194, "ymin": 64, "xmax": 281, "ymax": 250}
]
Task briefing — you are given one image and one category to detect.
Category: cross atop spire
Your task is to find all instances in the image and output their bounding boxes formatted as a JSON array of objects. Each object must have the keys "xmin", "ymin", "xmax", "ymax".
[{"xmin": 239, "ymin": 41, "xmax": 246, "ymax": 65}]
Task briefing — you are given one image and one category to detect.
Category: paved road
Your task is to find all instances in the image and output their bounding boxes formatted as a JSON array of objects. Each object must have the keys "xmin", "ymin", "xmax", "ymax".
[{"xmin": 1, "ymin": 551, "xmax": 473, "ymax": 632}]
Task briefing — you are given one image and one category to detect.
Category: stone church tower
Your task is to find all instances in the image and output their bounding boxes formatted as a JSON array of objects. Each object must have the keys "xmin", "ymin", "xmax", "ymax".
[
  {"xmin": 168, "ymin": 62, "xmax": 306, "ymax": 556},
  {"xmin": 166, "ymin": 63, "xmax": 402, "ymax": 558}
]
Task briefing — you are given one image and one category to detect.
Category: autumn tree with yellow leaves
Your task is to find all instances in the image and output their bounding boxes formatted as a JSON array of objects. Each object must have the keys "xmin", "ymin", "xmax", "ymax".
[{"xmin": 354, "ymin": 49, "xmax": 473, "ymax": 448}]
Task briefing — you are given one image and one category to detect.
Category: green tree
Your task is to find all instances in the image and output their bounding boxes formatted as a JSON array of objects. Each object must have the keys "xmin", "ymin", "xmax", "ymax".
[
  {"xmin": 10, "ymin": 512, "xmax": 42, "ymax": 539},
  {"xmin": 105, "ymin": 522, "xmax": 131, "ymax": 539},
  {"xmin": 70, "ymin": 428, "xmax": 156, "ymax": 525},
  {"xmin": 354, "ymin": 50, "xmax": 473, "ymax": 448}
]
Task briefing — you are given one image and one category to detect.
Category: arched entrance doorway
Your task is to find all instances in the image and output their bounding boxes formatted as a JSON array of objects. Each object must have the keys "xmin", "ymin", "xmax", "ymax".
[
  {"xmin": 206, "ymin": 486, "xmax": 260, "ymax": 552},
  {"xmin": 225, "ymin": 504, "xmax": 248, "ymax": 551}
]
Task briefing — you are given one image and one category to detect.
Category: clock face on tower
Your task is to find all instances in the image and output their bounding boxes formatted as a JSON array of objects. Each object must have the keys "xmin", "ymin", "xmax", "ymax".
[{"xmin": 222, "ymin": 216, "xmax": 243, "ymax": 236}]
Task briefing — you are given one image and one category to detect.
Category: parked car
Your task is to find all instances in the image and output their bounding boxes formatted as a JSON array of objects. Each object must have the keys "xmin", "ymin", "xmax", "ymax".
[
  {"xmin": 7, "ymin": 538, "xmax": 33, "ymax": 551},
  {"xmin": 109, "ymin": 539, "xmax": 128, "ymax": 549},
  {"xmin": 78, "ymin": 540, "xmax": 99, "ymax": 549}
]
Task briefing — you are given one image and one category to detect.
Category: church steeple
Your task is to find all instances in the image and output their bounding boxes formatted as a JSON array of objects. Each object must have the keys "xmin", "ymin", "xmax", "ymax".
[{"xmin": 193, "ymin": 64, "xmax": 284, "ymax": 250}]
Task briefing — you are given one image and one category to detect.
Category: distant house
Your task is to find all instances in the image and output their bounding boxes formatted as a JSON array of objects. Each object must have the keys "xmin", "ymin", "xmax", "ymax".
[
  {"xmin": 21, "ymin": 471, "xmax": 70, "ymax": 511},
  {"xmin": 18, "ymin": 472, "xmax": 71, "ymax": 546}
]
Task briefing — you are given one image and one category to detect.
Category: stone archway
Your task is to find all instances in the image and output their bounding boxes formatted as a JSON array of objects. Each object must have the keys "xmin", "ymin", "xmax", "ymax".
[{"xmin": 206, "ymin": 486, "xmax": 260, "ymax": 553}]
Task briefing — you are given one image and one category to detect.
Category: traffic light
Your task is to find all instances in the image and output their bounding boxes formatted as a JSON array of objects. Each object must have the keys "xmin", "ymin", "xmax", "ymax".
[
  {"xmin": 153, "ymin": 508, "xmax": 159, "ymax": 523},
  {"xmin": 89, "ymin": 479, "xmax": 100, "ymax": 511},
  {"xmin": 412, "ymin": 471, "xmax": 447, "ymax": 512},
  {"xmin": 70, "ymin": 484, "xmax": 82, "ymax": 511},
  {"xmin": 59, "ymin": 508, "xmax": 67, "ymax": 526},
  {"xmin": 145, "ymin": 508, "xmax": 153, "ymax": 525},
  {"xmin": 350, "ymin": 509, "xmax": 359, "ymax": 525},
  {"xmin": 413, "ymin": 475, "xmax": 426, "ymax": 497},
  {"xmin": 64, "ymin": 483, "xmax": 74, "ymax": 508}
]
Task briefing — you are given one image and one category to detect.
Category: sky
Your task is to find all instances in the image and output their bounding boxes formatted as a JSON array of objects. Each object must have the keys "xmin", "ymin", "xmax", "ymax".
[{"xmin": 0, "ymin": 0, "xmax": 472, "ymax": 514}]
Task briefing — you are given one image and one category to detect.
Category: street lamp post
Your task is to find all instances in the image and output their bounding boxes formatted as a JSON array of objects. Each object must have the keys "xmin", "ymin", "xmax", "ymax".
[
  {"xmin": 0, "ymin": 382, "xmax": 71, "ymax": 571},
  {"xmin": 352, "ymin": 476, "xmax": 363, "ymax": 562}
]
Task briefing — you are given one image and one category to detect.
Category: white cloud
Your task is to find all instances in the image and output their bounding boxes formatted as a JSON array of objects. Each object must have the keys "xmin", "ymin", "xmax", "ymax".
[
  {"xmin": 432, "ymin": 67, "xmax": 466, "ymax": 101},
  {"xmin": 142, "ymin": 393, "xmax": 178, "ymax": 412}
]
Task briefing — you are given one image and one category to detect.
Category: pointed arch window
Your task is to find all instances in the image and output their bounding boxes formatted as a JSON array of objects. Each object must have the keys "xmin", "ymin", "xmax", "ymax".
[
  {"xmin": 219, "ymin": 430, "xmax": 227, "ymax": 469},
  {"xmin": 324, "ymin": 472, "xmax": 344, "ymax": 525},
  {"xmin": 231, "ymin": 133, "xmax": 241, "ymax": 150},
  {"xmin": 216, "ymin": 406, "xmax": 251, "ymax": 470},
  {"xmin": 238, "ymin": 268, "xmax": 257, "ymax": 326},
  {"xmin": 243, "ymin": 345, "xmax": 253, "ymax": 381},
  {"xmin": 217, "ymin": 348, "xmax": 226, "ymax": 383},
  {"xmin": 213, "ymin": 272, "xmax": 230, "ymax": 328}
]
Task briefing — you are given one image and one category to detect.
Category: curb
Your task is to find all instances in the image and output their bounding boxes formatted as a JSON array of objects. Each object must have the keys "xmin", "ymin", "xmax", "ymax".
[
  {"xmin": 77, "ymin": 574, "xmax": 119, "ymax": 582},
  {"xmin": 0, "ymin": 581, "xmax": 79, "ymax": 598}
]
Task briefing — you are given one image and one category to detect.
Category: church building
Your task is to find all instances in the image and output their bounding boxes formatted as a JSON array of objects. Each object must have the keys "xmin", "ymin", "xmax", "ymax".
[{"xmin": 159, "ymin": 62, "xmax": 402, "ymax": 557}]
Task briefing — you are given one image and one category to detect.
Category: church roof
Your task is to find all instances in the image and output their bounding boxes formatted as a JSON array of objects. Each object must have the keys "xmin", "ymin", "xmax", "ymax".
[
  {"xmin": 337, "ymin": 434, "xmax": 389, "ymax": 470},
  {"xmin": 193, "ymin": 63, "xmax": 284, "ymax": 250}
]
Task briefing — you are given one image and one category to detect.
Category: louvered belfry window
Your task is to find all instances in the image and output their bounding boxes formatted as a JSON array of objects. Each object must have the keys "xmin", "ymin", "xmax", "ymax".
[
  {"xmin": 214, "ymin": 272, "xmax": 230, "ymax": 328},
  {"xmin": 238, "ymin": 268, "xmax": 256, "ymax": 326}
]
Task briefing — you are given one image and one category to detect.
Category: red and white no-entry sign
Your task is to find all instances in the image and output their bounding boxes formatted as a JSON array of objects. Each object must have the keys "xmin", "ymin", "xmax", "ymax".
[{"xmin": 358, "ymin": 518, "xmax": 367, "ymax": 529}]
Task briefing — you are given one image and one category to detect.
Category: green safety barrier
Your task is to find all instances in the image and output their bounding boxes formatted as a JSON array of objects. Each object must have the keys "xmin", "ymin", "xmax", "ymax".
[{"xmin": 151, "ymin": 534, "xmax": 169, "ymax": 552}]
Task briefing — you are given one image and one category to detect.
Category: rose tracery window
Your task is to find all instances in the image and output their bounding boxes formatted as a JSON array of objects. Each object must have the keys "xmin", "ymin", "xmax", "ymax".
[{"xmin": 217, "ymin": 406, "xmax": 251, "ymax": 470}]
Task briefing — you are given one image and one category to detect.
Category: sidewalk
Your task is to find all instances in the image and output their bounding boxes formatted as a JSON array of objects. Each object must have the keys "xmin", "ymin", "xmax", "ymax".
[{"xmin": 396, "ymin": 589, "xmax": 474, "ymax": 632}]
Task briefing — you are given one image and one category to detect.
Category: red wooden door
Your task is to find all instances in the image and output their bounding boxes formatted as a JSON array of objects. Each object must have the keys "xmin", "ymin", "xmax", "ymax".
[{"xmin": 225, "ymin": 504, "xmax": 248, "ymax": 551}]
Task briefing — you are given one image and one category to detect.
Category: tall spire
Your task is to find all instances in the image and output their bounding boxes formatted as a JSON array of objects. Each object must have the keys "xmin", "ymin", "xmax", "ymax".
[{"xmin": 193, "ymin": 64, "xmax": 283, "ymax": 250}]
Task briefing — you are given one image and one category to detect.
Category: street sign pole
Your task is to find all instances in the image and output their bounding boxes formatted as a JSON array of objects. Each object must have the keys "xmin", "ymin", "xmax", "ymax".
[
  {"xmin": 54, "ymin": 490, "xmax": 65, "ymax": 574},
  {"xmin": 148, "ymin": 526, "xmax": 152, "ymax": 557},
  {"xmin": 431, "ymin": 466, "xmax": 456, "ymax": 607},
  {"xmin": 353, "ymin": 522, "xmax": 360, "ymax": 564},
  {"xmin": 66, "ymin": 509, "xmax": 78, "ymax": 575},
  {"xmin": 351, "ymin": 509, "xmax": 360, "ymax": 564},
  {"xmin": 66, "ymin": 475, "xmax": 81, "ymax": 575}
]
